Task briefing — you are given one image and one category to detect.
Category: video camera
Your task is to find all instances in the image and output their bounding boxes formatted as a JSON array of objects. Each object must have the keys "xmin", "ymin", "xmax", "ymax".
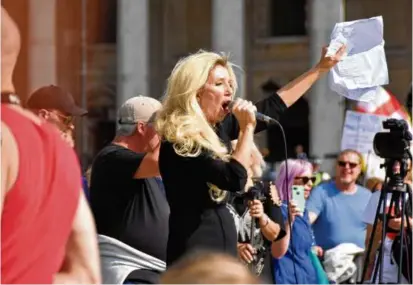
[
  {"xmin": 241, "ymin": 178, "xmax": 271, "ymax": 202},
  {"xmin": 373, "ymin": 118, "xmax": 412, "ymax": 160}
]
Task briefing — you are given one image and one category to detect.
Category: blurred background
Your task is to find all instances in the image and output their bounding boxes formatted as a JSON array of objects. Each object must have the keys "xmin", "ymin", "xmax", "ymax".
[{"xmin": 3, "ymin": 0, "xmax": 412, "ymax": 171}]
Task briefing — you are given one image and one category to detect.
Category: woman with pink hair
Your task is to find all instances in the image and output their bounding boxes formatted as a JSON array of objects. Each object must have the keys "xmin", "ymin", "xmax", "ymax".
[{"xmin": 271, "ymin": 159, "xmax": 323, "ymax": 284}]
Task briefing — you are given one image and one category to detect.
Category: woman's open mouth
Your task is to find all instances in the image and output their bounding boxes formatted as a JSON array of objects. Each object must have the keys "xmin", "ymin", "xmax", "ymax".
[{"xmin": 221, "ymin": 101, "xmax": 231, "ymax": 113}]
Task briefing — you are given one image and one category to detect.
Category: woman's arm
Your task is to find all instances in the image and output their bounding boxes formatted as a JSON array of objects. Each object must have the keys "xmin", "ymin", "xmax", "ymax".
[
  {"xmin": 277, "ymin": 45, "xmax": 345, "ymax": 107},
  {"xmin": 276, "ymin": 67, "xmax": 325, "ymax": 107},
  {"xmin": 188, "ymin": 100, "xmax": 256, "ymax": 192},
  {"xmin": 249, "ymin": 200, "xmax": 285, "ymax": 244},
  {"xmin": 259, "ymin": 213, "xmax": 281, "ymax": 242},
  {"xmin": 271, "ymin": 222, "xmax": 291, "ymax": 259},
  {"xmin": 223, "ymin": 46, "xmax": 346, "ymax": 139},
  {"xmin": 270, "ymin": 201, "xmax": 301, "ymax": 259}
]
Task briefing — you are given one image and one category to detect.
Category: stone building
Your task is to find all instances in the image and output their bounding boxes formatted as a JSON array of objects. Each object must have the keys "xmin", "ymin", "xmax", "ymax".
[{"xmin": 3, "ymin": 0, "xmax": 411, "ymax": 169}]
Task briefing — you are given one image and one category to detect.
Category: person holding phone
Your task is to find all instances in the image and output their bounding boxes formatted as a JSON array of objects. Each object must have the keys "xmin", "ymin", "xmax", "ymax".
[{"xmin": 271, "ymin": 159, "xmax": 323, "ymax": 284}]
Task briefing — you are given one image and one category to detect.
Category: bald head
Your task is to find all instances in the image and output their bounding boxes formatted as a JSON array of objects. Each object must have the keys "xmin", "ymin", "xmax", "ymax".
[
  {"xmin": 1, "ymin": 7, "xmax": 21, "ymax": 93},
  {"xmin": 160, "ymin": 251, "xmax": 261, "ymax": 284}
]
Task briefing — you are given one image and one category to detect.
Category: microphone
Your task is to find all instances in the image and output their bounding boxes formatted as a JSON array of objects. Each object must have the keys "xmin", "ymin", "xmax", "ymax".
[{"xmin": 228, "ymin": 101, "xmax": 278, "ymax": 124}]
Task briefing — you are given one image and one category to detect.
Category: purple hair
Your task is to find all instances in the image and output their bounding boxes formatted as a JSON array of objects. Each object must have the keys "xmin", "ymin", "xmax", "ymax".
[{"xmin": 275, "ymin": 159, "xmax": 313, "ymax": 201}]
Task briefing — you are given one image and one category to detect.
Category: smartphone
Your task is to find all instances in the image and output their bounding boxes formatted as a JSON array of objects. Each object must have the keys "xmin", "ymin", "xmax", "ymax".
[{"xmin": 291, "ymin": 185, "xmax": 306, "ymax": 211}]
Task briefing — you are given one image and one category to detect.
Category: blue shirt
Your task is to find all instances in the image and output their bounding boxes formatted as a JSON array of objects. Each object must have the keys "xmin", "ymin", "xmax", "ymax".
[
  {"xmin": 273, "ymin": 203, "xmax": 317, "ymax": 284},
  {"xmin": 306, "ymin": 181, "xmax": 371, "ymax": 250}
]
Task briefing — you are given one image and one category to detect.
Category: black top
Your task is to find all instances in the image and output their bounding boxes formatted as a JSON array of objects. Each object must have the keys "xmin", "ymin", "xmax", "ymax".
[
  {"xmin": 160, "ymin": 93, "xmax": 287, "ymax": 265},
  {"xmin": 89, "ymin": 144, "xmax": 170, "ymax": 261},
  {"xmin": 215, "ymin": 93, "xmax": 287, "ymax": 146}
]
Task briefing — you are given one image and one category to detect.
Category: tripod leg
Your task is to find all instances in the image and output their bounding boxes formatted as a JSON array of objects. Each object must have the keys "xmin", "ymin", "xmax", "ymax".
[
  {"xmin": 361, "ymin": 191, "xmax": 386, "ymax": 284},
  {"xmin": 404, "ymin": 188, "xmax": 413, "ymax": 283},
  {"xmin": 397, "ymin": 193, "xmax": 406, "ymax": 284},
  {"xmin": 371, "ymin": 243, "xmax": 382, "ymax": 284},
  {"xmin": 377, "ymin": 191, "xmax": 397, "ymax": 283}
]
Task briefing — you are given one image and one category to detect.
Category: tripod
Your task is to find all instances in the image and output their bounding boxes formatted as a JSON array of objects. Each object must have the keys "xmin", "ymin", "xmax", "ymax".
[{"xmin": 360, "ymin": 161, "xmax": 412, "ymax": 284}]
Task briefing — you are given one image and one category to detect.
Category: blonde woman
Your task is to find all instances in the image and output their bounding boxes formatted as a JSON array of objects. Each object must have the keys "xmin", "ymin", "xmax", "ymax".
[{"xmin": 155, "ymin": 48, "xmax": 344, "ymax": 265}]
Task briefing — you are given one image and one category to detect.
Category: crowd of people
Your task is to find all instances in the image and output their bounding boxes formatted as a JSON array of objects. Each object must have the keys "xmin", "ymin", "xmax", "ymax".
[{"xmin": 1, "ymin": 5, "xmax": 412, "ymax": 285}]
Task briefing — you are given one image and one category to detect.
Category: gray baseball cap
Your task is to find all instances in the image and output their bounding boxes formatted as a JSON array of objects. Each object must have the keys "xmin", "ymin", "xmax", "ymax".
[{"xmin": 116, "ymin": 95, "xmax": 161, "ymax": 136}]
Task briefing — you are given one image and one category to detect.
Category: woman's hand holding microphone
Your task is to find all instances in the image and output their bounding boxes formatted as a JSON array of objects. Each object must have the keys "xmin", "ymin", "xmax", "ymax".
[{"xmin": 231, "ymin": 99, "xmax": 257, "ymax": 131}]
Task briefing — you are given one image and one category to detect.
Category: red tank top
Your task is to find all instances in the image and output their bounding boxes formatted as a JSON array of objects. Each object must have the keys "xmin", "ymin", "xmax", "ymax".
[{"xmin": 1, "ymin": 105, "xmax": 81, "ymax": 284}]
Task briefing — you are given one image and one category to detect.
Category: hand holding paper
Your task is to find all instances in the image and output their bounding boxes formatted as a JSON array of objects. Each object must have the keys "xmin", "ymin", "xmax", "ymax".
[{"xmin": 316, "ymin": 44, "xmax": 347, "ymax": 73}]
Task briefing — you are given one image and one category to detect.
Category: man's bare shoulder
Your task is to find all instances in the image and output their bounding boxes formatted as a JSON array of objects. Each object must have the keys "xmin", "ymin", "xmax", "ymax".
[{"xmin": 5, "ymin": 104, "xmax": 43, "ymax": 125}]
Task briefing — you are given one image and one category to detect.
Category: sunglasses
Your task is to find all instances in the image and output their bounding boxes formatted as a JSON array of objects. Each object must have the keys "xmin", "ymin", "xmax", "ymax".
[
  {"xmin": 337, "ymin": 161, "xmax": 359, "ymax": 169},
  {"xmin": 295, "ymin": 176, "xmax": 316, "ymax": 184},
  {"xmin": 55, "ymin": 113, "xmax": 74, "ymax": 125}
]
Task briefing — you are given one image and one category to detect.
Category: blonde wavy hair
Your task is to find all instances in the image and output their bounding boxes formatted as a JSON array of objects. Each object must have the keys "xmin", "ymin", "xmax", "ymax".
[{"xmin": 155, "ymin": 50, "xmax": 238, "ymax": 160}]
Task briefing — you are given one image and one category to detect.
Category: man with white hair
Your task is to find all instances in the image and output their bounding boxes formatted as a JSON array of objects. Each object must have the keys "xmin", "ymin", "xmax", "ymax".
[{"xmin": 89, "ymin": 95, "xmax": 169, "ymax": 284}]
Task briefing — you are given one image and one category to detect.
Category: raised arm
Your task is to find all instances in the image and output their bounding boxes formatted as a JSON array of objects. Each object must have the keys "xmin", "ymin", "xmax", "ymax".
[
  {"xmin": 277, "ymin": 45, "xmax": 346, "ymax": 107},
  {"xmin": 134, "ymin": 144, "xmax": 160, "ymax": 179},
  {"xmin": 184, "ymin": 100, "xmax": 256, "ymax": 192},
  {"xmin": 306, "ymin": 185, "xmax": 326, "ymax": 224},
  {"xmin": 223, "ymin": 46, "xmax": 346, "ymax": 140}
]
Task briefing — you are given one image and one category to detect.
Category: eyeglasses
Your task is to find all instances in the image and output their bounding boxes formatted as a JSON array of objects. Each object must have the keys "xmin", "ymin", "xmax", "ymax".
[
  {"xmin": 294, "ymin": 176, "xmax": 316, "ymax": 184},
  {"xmin": 337, "ymin": 161, "xmax": 359, "ymax": 169},
  {"xmin": 55, "ymin": 112, "xmax": 74, "ymax": 125}
]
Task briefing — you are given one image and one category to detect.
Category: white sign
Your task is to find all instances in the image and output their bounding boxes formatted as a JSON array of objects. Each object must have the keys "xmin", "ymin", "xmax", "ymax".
[
  {"xmin": 341, "ymin": 110, "xmax": 388, "ymax": 154},
  {"xmin": 341, "ymin": 110, "xmax": 389, "ymax": 180}
]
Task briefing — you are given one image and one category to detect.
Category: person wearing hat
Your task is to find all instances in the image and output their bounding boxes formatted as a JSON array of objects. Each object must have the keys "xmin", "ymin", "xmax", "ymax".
[
  {"xmin": 26, "ymin": 85, "xmax": 88, "ymax": 147},
  {"xmin": 89, "ymin": 95, "xmax": 169, "ymax": 284},
  {"xmin": 26, "ymin": 85, "xmax": 90, "ymax": 199}
]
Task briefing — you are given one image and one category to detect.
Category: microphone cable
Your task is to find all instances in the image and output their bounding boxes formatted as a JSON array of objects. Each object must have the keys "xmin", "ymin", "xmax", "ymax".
[{"xmin": 270, "ymin": 119, "xmax": 299, "ymax": 284}]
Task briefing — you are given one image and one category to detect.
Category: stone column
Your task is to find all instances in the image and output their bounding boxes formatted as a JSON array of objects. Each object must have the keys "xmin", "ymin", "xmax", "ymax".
[
  {"xmin": 309, "ymin": 0, "xmax": 345, "ymax": 173},
  {"xmin": 212, "ymin": 0, "xmax": 245, "ymax": 99},
  {"xmin": 28, "ymin": 0, "xmax": 57, "ymax": 93},
  {"xmin": 117, "ymin": 0, "xmax": 149, "ymax": 108}
]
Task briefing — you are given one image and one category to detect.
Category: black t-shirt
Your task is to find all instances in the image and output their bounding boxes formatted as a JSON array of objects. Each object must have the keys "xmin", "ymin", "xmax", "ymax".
[{"xmin": 89, "ymin": 144, "xmax": 170, "ymax": 261}]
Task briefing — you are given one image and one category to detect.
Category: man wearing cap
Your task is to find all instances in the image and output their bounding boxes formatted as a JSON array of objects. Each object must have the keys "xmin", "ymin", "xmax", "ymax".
[
  {"xmin": 26, "ymin": 85, "xmax": 90, "ymax": 200},
  {"xmin": 89, "ymin": 95, "xmax": 169, "ymax": 284},
  {"xmin": 26, "ymin": 85, "xmax": 88, "ymax": 147}
]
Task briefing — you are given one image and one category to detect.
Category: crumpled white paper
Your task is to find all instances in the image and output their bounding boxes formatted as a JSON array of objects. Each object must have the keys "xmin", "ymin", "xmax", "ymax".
[{"xmin": 327, "ymin": 16, "xmax": 389, "ymax": 102}]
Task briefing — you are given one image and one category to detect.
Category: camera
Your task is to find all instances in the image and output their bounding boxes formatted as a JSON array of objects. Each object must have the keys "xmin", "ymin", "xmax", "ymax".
[
  {"xmin": 242, "ymin": 178, "xmax": 271, "ymax": 201},
  {"xmin": 373, "ymin": 118, "xmax": 412, "ymax": 159}
]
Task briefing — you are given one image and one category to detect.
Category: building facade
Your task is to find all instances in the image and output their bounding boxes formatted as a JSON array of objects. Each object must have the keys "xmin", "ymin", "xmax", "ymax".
[{"xmin": 3, "ymin": 0, "xmax": 412, "ymax": 170}]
